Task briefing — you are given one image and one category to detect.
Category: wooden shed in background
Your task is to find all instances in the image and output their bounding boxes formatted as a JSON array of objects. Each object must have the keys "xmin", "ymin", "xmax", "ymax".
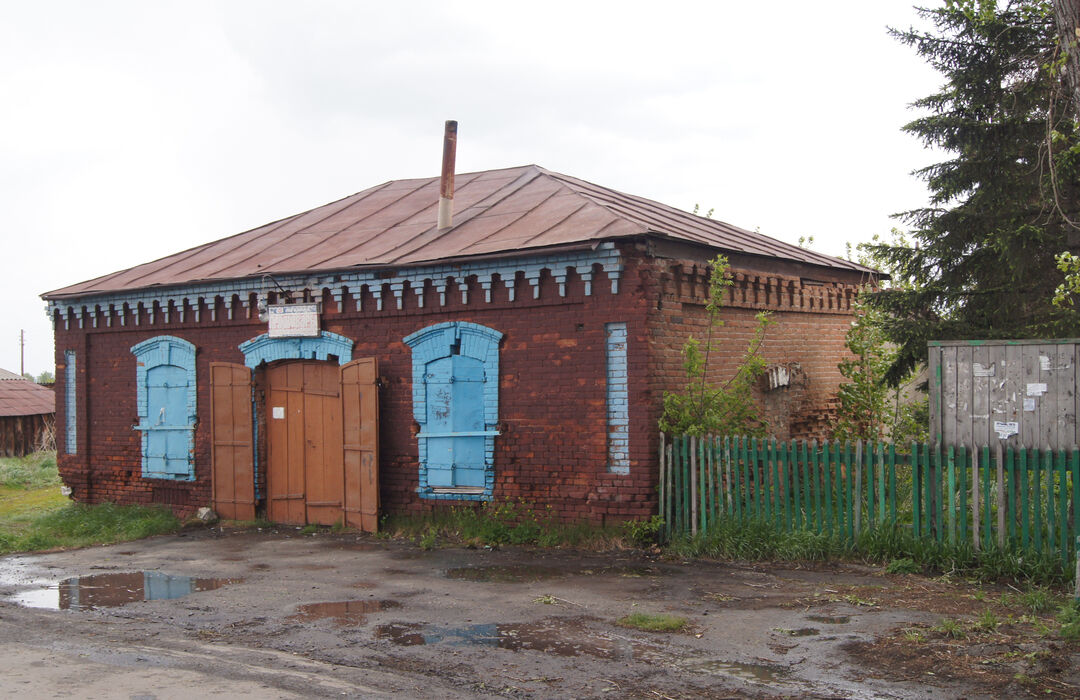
[{"xmin": 0, "ymin": 368, "xmax": 55, "ymax": 457}]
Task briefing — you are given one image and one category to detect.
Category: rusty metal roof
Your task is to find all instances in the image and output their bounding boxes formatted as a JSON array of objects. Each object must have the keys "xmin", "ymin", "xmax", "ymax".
[
  {"xmin": 0, "ymin": 369, "xmax": 54, "ymax": 417},
  {"xmin": 44, "ymin": 165, "xmax": 872, "ymax": 300}
]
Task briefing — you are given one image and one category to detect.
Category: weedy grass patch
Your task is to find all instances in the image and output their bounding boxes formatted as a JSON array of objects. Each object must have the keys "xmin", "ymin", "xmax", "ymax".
[
  {"xmin": 0, "ymin": 452, "xmax": 61, "ymax": 490},
  {"xmin": 0, "ymin": 451, "xmax": 180, "ymax": 554},
  {"xmin": 616, "ymin": 612, "xmax": 688, "ymax": 632},
  {"xmin": 380, "ymin": 499, "xmax": 629, "ymax": 550},
  {"xmin": 667, "ymin": 516, "xmax": 1075, "ymax": 590},
  {"xmin": 0, "ymin": 502, "xmax": 181, "ymax": 555}
]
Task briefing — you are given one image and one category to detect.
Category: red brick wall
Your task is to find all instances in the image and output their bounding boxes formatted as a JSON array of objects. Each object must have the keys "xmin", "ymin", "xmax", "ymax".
[
  {"xmin": 51, "ymin": 246, "xmax": 861, "ymax": 524},
  {"xmin": 53, "ymin": 261, "xmax": 655, "ymax": 523},
  {"xmin": 638, "ymin": 251, "xmax": 859, "ymax": 446}
]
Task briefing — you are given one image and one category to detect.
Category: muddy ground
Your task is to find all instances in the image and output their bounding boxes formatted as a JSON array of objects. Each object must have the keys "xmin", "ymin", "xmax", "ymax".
[{"xmin": 1, "ymin": 528, "xmax": 1078, "ymax": 698}]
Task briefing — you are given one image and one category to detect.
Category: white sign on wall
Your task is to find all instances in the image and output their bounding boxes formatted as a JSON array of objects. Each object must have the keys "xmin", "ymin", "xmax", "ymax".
[{"xmin": 268, "ymin": 303, "xmax": 320, "ymax": 338}]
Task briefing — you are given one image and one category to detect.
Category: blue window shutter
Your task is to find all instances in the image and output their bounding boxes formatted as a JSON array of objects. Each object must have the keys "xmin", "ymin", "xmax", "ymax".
[
  {"xmin": 131, "ymin": 336, "xmax": 196, "ymax": 480},
  {"xmin": 404, "ymin": 322, "xmax": 501, "ymax": 500}
]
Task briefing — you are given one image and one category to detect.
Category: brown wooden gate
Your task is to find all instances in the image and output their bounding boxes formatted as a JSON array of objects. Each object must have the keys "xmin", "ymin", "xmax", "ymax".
[
  {"xmin": 266, "ymin": 361, "xmax": 344, "ymax": 525},
  {"xmin": 341, "ymin": 358, "xmax": 379, "ymax": 531},
  {"xmin": 209, "ymin": 363, "xmax": 256, "ymax": 520}
]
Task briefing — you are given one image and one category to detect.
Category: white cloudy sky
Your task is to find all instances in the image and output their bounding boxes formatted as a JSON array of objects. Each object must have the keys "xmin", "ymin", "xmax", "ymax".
[{"xmin": 1, "ymin": 0, "xmax": 941, "ymax": 376}]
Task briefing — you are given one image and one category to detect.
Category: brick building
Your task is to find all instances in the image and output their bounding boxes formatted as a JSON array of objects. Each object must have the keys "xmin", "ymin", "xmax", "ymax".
[{"xmin": 42, "ymin": 165, "xmax": 872, "ymax": 528}]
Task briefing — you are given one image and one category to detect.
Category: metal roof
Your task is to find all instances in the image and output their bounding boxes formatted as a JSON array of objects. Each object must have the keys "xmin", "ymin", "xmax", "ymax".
[
  {"xmin": 0, "ymin": 369, "xmax": 55, "ymax": 417},
  {"xmin": 44, "ymin": 165, "xmax": 873, "ymax": 300}
]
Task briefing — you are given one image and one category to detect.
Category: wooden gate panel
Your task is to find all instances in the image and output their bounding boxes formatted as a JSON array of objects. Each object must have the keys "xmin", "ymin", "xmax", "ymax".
[
  {"xmin": 304, "ymin": 362, "xmax": 344, "ymax": 525},
  {"xmin": 342, "ymin": 358, "xmax": 379, "ymax": 532},
  {"xmin": 209, "ymin": 363, "xmax": 255, "ymax": 520},
  {"xmin": 267, "ymin": 363, "xmax": 309, "ymax": 524}
]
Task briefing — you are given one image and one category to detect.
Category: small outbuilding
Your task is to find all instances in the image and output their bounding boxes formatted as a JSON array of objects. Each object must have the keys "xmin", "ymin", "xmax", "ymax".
[
  {"xmin": 0, "ymin": 368, "xmax": 55, "ymax": 457},
  {"xmin": 42, "ymin": 163, "xmax": 873, "ymax": 528}
]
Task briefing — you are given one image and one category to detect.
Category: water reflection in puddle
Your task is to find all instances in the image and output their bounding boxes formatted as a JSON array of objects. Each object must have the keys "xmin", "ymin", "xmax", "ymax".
[
  {"xmin": 776, "ymin": 627, "xmax": 820, "ymax": 637},
  {"xmin": 806, "ymin": 615, "xmax": 851, "ymax": 624},
  {"xmin": 8, "ymin": 572, "xmax": 239, "ymax": 611},
  {"xmin": 375, "ymin": 619, "xmax": 663, "ymax": 662},
  {"xmin": 288, "ymin": 600, "xmax": 401, "ymax": 625},
  {"xmin": 679, "ymin": 659, "xmax": 791, "ymax": 684}
]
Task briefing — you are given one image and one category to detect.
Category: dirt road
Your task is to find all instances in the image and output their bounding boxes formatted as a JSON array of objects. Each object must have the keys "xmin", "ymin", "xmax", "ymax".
[{"xmin": 0, "ymin": 528, "xmax": 1075, "ymax": 698}]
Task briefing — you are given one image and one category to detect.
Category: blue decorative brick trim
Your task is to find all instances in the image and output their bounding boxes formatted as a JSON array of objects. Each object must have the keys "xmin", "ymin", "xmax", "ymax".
[
  {"xmin": 130, "ymin": 335, "xmax": 197, "ymax": 480},
  {"xmin": 605, "ymin": 323, "xmax": 630, "ymax": 474},
  {"xmin": 404, "ymin": 321, "xmax": 502, "ymax": 501},
  {"xmin": 47, "ymin": 244, "xmax": 623, "ymax": 329},
  {"xmin": 237, "ymin": 331, "xmax": 354, "ymax": 368}
]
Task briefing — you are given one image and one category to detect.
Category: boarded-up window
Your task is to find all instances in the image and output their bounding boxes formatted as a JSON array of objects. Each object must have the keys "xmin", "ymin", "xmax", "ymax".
[
  {"xmin": 131, "ymin": 336, "xmax": 196, "ymax": 480},
  {"xmin": 404, "ymin": 322, "xmax": 502, "ymax": 500},
  {"xmin": 606, "ymin": 323, "xmax": 629, "ymax": 473},
  {"xmin": 64, "ymin": 350, "xmax": 76, "ymax": 455}
]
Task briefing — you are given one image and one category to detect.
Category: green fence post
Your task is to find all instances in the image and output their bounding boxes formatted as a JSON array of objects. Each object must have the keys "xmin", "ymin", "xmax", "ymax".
[
  {"xmin": 947, "ymin": 445, "xmax": 957, "ymax": 545},
  {"xmin": 749, "ymin": 438, "xmax": 759, "ymax": 520},
  {"xmin": 1006, "ymin": 446, "xmax": 1016, "ymax": 546},
  {"xmin": 845, "ymin": 441, "xmax": 854, "ymax": 543},
  {"xmin": 915, "ymin": 442, "xmax": 924, "ymax": 542},
  {"xmin": 935, "ymin": 443, "xmax": 944, "ymax": 543},
  {"xmin": 1034, "ymin": 447, "xmax": 1045, "ymax": 553},
  {"xmin": 1058, "ymin": 448, "xmax": 1068, "ymax": 566},
  {"xmin": 1020, "ymin": 446, "xmax": 1030, "ymax": 550},
  {"xmin": 790, "ymin": 440, "xmax": 799, "ymax": 533},
  {"xmin": 1072, "ymin": 447, "xmax": 1080, "ymax": 565},
  {"xmin": 982, "ymin": 445, "xmax": 992, "ymax": 551},
  {"xmin": 811, "ymin": 440, "xmax": 821, "ymax": 534},
  {"xmin": 822, "ymin": 440, "xmax": 833, "ymax": 534},
  {"xmin": 963, "ymin": 442, "xmax": 972, "ymax": 546},
  {"xmin": 888, "ymin": 443, "xmax": 897, "ymax": 526},
  {"xmin": 799, "ymin": 440, "xmax": 810, "ymax": 531}
]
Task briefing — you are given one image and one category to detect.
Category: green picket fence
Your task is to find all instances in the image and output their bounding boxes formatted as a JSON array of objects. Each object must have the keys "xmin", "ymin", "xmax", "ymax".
[{"xmin": 658, "ymin": 433, "xmax": 1080, "ymax": 566}]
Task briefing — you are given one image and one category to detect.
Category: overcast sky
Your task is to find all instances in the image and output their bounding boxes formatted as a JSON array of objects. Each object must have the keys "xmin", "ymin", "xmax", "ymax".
[{"xmin": 1, "ymin": 0, "xmax": 941, "ymax": 376}]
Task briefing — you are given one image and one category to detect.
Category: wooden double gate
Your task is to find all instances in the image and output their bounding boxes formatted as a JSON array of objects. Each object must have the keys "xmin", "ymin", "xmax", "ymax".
[{"xmin": 209, "ymin": 359, "xmax": 379, "ymax": 531}]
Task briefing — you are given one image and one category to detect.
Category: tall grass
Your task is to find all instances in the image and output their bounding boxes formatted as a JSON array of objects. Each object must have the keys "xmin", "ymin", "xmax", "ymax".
[
  {"xmin": 0, "ymin": 503, "xmax": 180, "ymax": 555},
  {"xmin": 381, "ymin": 499, "xmax": 628, "ymax": 549},
  {"xmin": 667, "ymin": 515, "xmax": 1073, "ymax": 589},
  {"xmin": 0, "ymin": 452, "xmax": 61, "ymax": 489}
]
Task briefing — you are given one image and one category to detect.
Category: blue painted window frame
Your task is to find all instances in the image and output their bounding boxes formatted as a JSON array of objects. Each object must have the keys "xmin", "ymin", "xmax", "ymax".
[
  {"xmin": 64, "ymin": 350, "xmax": 76, "ymax": 455},
  {"xmin": 131, "ymin": 336, "xmax": 197, "ymax": 481},
  {"xmin": 404, "ymin": 322, "xmax": 502, "ymax": 501},
  {"xmin": 605, "ymin": 323, "xmax": 630, "ymax": 474}
]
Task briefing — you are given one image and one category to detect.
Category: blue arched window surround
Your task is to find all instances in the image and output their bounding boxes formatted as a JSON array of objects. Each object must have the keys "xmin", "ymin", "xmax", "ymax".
[
  {"xmin": 237, "ymin": 331, "xmax": 354, "ymax": 368},
  {"xmin": 131, "ymin": 336, "xmax": 197, "ymax": 480},
  {"xmin": 404, "ymin": 322, "xmax": 502, "ymax": 501}
]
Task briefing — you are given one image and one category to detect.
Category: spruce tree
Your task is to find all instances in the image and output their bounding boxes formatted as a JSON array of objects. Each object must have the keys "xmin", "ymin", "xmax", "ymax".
[{"xmin": 866, "ymin": 0, "xmax": 1080, "ymax": 384}]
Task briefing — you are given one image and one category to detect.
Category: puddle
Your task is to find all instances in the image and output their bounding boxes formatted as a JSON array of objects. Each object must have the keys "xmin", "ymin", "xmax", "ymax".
[
  {"xmin": 375, "ymin": 618, "xmax": 666, "ymax": 662},
  {"xmin": 775, "ymin": 627, "xmax": 819, "ymax": 637},
  {"xmin": 8, "ymin": 572, "xmax": 239, "ymax": 611},
  {"xmin": 288, "ymin": 600, "xmax": 401, "ymax": 625},
  {"xmin": 679, "ymin": 659, "xmax": 792, "ymax": 685},
  {"xmin": 249, "ymin": 563, "xmax": 271, "ymax": 571},
  {"xmin": 807, "ymin": 615, "xmax": 851, "ymax": 624},
  {"xmin": 444, "ymin": 565, "xmax": 566, "ymax": 583}
]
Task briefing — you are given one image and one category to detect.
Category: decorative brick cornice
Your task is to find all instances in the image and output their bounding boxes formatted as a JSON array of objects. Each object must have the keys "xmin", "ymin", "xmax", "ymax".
[{"xmin": 47, "ymin": 245, "xmax": 624, "ymax": 331}]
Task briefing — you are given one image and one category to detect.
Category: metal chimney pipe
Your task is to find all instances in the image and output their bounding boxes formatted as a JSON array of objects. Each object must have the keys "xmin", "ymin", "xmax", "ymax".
[{"xmin": 437, "ymin": 120, "xmax": 457, "ymax": 230}]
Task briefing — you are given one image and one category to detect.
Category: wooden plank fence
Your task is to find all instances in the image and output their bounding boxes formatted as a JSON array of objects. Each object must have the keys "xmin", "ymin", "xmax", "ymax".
[{"xmin": 658, "ymin": 434, "xmax": 1080, "ymax": 567}]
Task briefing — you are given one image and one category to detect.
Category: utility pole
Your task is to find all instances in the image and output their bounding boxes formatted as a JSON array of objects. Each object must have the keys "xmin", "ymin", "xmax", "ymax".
[{"xmin": 20, "ymin": 329, "xmax": 25, "ymax": 377}]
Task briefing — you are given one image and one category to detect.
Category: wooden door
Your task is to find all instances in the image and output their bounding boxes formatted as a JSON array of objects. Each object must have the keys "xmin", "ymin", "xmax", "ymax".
[
  {"xmin": 209, "ymin": 363, "xmax": 255, "ymax": 520},
  {"xmin": 266, "ymin": 361, "xmax": 344, "ymax": 525},
  {"xmin": 341, "ymin": 358, "xmax": 379, "ymax": 532}
]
